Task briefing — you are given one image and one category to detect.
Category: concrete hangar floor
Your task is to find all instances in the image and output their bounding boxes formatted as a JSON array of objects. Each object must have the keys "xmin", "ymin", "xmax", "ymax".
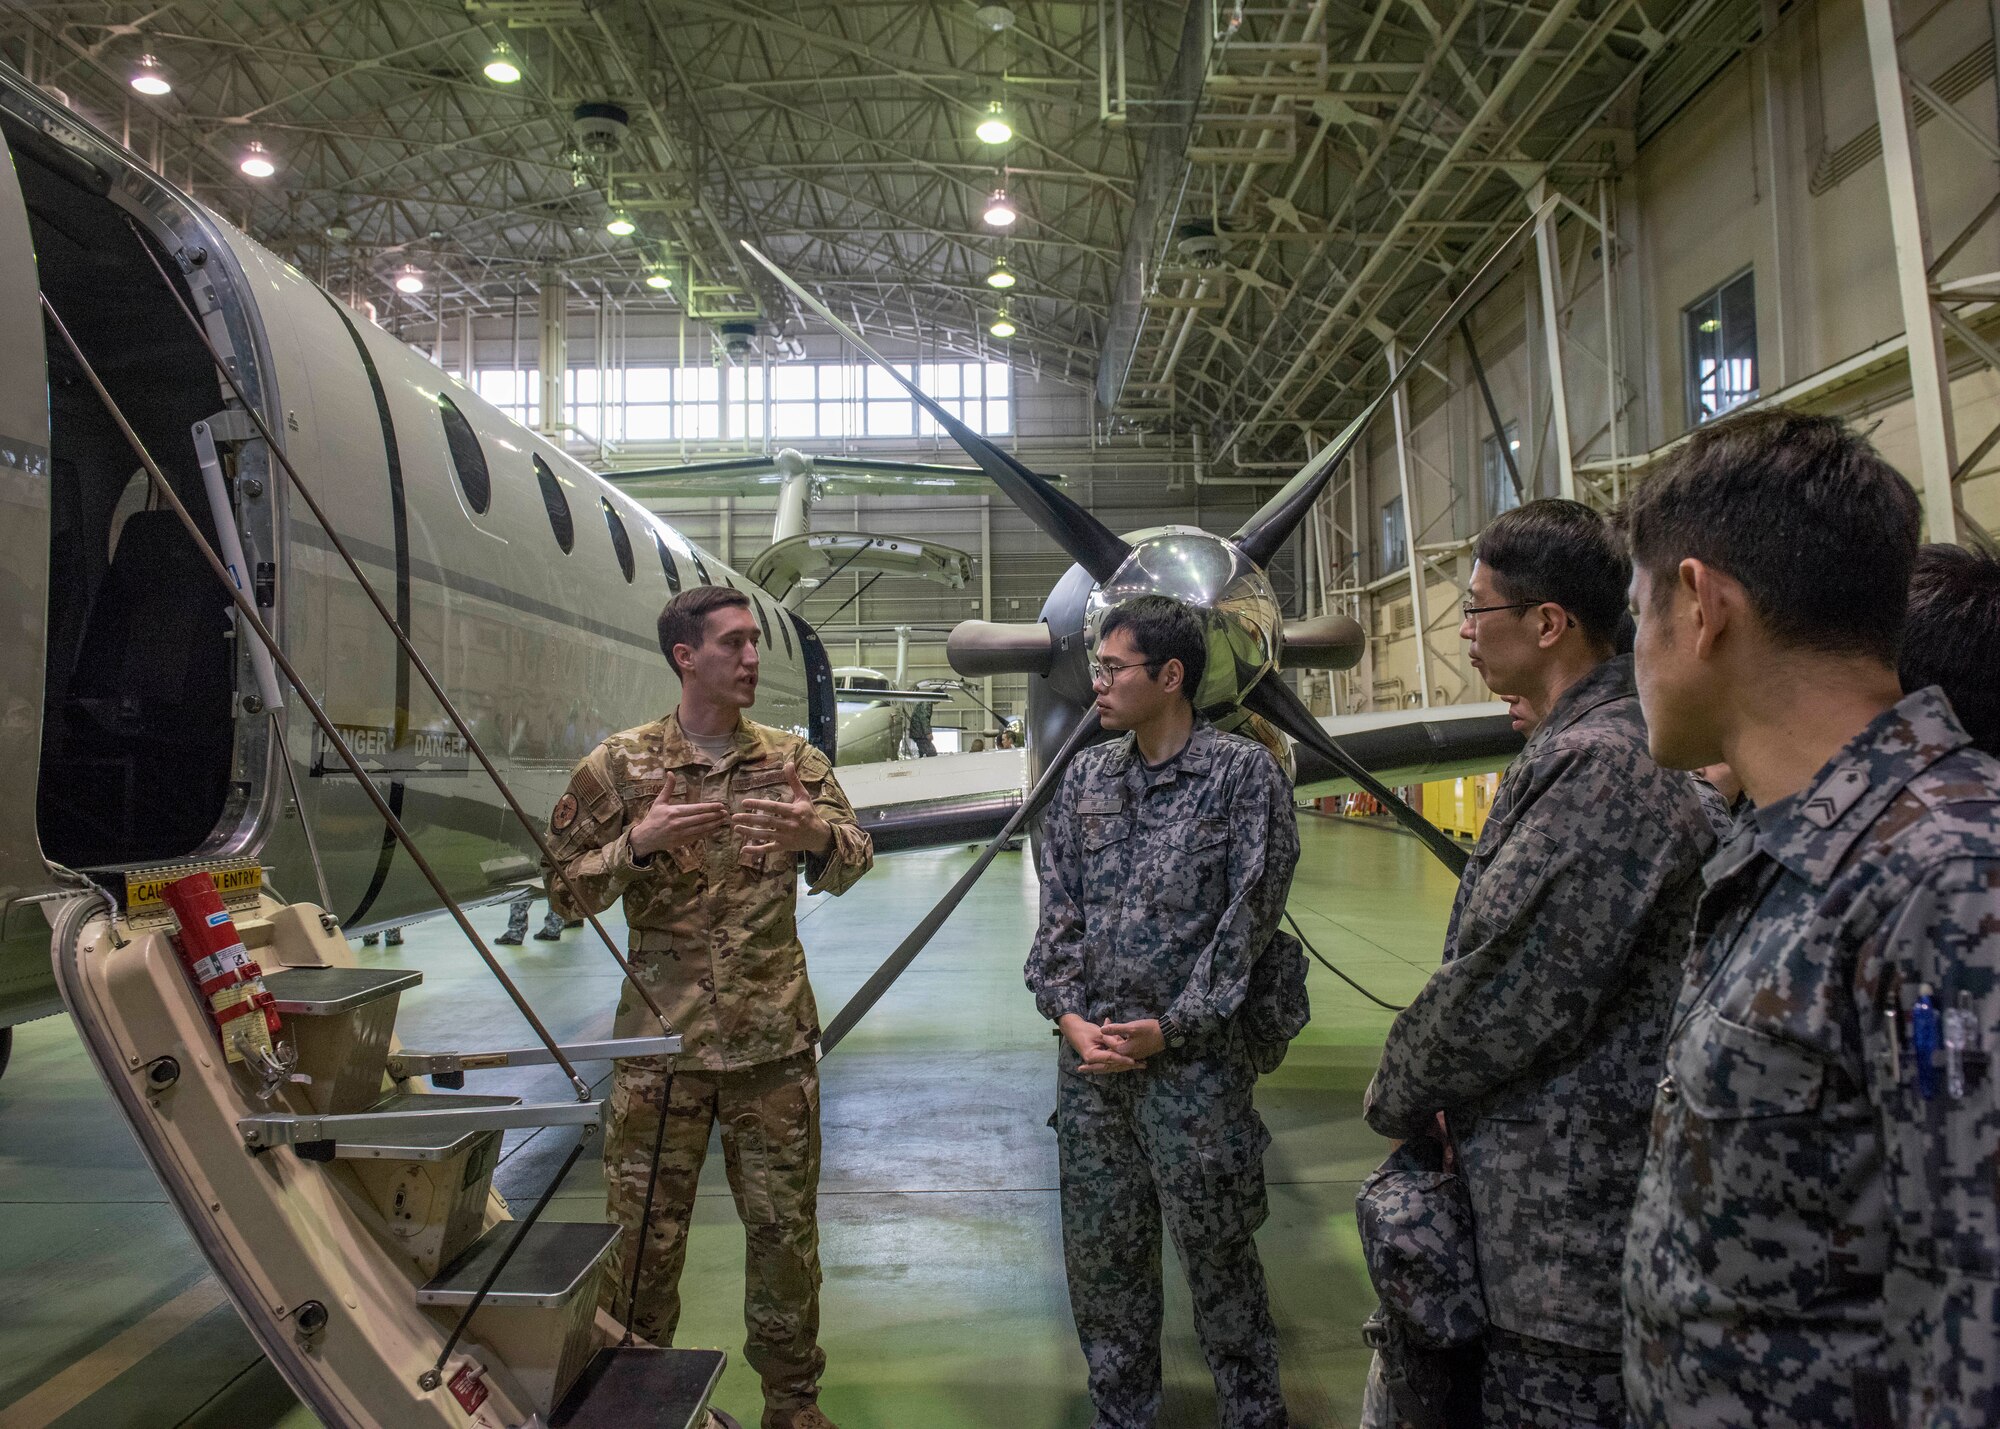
[{"xmin": 0, "ymin": 815, "xmax": 1457, "ymax": 1429}]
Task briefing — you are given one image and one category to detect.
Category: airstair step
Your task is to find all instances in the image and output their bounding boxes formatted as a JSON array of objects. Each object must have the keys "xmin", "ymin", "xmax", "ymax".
[
  {"xmin": 550, "ymin": 1347, "xmax": 729, "ymax": 1429},
  {"xmin": 331, "ymin": 1092, "xmax": 520, "ymax": 1161},
  {"xmin": 263, "ymin": 965, "xmax": 422, "ymax": 1014},
  {"xmin": 417, "ymin": 1220, "xmax": 622, "ymax": 1308}
]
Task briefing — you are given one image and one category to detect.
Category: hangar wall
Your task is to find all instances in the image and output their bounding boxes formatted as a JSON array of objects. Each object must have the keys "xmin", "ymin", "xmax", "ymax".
[{"xmin": 1353, "ymin": 0, "xmax": 2000, "ymax": 711}]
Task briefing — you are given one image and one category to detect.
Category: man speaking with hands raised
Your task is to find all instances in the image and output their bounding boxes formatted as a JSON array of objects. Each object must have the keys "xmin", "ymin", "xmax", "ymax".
[{"xmin": 545, "ymin": 584, "xmax": 872, "ymax": 1429}]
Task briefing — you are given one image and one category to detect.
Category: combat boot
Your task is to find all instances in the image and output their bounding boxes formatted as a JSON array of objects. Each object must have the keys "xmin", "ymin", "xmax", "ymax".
[
  {"xmin": 495, "ymin": 900, "xmax": 530, "ymax": 946},
  {"xmin": 533, "ymin": 909, "xmax": 567, "ymax": 940},
  {"xmin": 384, "ymin": 927, "xmax": 403, "ymax": 947},
  {"xmin": 761, "ymin": 1405, "xmax": 839, "ymax": 1429}
]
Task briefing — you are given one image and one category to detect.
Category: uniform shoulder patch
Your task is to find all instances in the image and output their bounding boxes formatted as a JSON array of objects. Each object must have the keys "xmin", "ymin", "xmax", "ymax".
[
  {"xmin": 552, "ymin": 793, "xmax": 579, "ymax": 831},
  {"xmin": 572, "ymin": 762, "xmax": 613, "ymax": 811}
]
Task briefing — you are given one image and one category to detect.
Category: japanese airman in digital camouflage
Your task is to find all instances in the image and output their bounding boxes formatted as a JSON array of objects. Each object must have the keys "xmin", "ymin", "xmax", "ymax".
[
  {"xmin": 1361, "ymin": 500, "xmax": 1712, "ymax": 1428},
  {"xmin": 1027, "ymin": 594, "xmax": 1303, "ymax": 1429},
  {"xmin": 544, "ymin": 584, "xmax": 872, "ymax": 1429},
  {"xmin": 1621, "ymin": 409, "xmax": 2000, "ymax": 1428}
]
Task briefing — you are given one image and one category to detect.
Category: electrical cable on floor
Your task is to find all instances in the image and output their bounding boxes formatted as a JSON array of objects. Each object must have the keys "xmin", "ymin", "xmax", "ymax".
[{"xmin": 1284, "ymin": 910, "xmax": 1409, "ymax": 1013}]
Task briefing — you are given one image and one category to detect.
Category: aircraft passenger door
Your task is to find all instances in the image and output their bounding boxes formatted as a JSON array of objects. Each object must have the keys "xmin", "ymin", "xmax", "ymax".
[{"xmin": 0, "ymin": 140, "xmax": 51, "ymax": 910}]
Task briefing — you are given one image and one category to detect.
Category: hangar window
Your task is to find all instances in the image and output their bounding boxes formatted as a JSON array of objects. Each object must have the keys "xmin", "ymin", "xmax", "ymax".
[
  {"xmin": 654, "ymin": 529, "xmax": 682, "ymax": 592},
  {"xmin": 602, "ymin": 497, "xmax": 635, "ymax": 582},
  {"xmin": 1684, "ymin": 270, "xmax": 1758, "ymax": 425},
  {"xmin": 474, "ymin": 367, "xmax": 539, "ymax": 428},
  {"xmin": 533, "ymin": 454, "xmax": 574, "ymax": 553},
  {"xmin": 436, "ymin": 391, "xmax": 490, "ymax": 514},
  {"xmin": 1481, "ymin": 421, "xmax": 1521, "ymax": 519},
  {"xmin": 1381, "ymin": 495, "xmax": 1407, "ymax": 575}
]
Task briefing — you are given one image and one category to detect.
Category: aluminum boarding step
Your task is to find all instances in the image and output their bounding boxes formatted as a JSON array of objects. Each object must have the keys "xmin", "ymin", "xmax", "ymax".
[
  {"xmin": 551, "ymin": 1347, "xmax": 730, "ymax": 1429},
  {"xmin": 261, "ymin": 965, "xmax": 423, "ymax": 1115}
]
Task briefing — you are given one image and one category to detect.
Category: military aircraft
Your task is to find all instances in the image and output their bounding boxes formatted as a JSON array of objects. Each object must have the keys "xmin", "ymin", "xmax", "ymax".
[{"xmin": 0, "ymin": 59, "xmax": 1527, "ymax": 1429}]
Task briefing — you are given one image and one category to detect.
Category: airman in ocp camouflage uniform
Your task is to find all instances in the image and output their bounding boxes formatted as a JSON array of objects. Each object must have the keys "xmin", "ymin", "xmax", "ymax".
[
  {"xmin": 545, "ymin": 585, "xmax": 871, "ymax": 1429},
  {"xmin": 1027, "ymin": 594, "xmax": 1300, "ymax": 1429},
  {"xmin": 1621, "ymin": 689, "xmax": 2000, "ymax": 1426}
]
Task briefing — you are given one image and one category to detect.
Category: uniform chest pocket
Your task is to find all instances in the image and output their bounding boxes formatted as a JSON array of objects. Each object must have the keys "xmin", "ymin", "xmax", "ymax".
[
  {"xmin": 1673, "ymin": 1006, "xmax": 1824, "ymax": 1120},
  {"xmin": 1160, "ymin": 817, "xmax": 1231, "ymax": 911},
  {"xmin": 1663, "ymin": 1004, "xmax": 1832, "ymax": 1303}
]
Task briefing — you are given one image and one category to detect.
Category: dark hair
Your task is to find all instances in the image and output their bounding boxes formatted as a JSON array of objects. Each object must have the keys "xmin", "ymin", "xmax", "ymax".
[
  {"xmin": 1625, "ymin": 408, "xmax": 1920, "ymax": 663},
  {"xmin": 1900, "ymin": 543, "xmax": 2000, "ymax": 757},
  {"xmin": 1099, "ymin": 594, "xmax": 1208, "ymax": 705},
  {"xmin": 658, "ymin": 584, "xmax": 751, "ymax": 674},
  {"xmin": 1474, "ymin": 498, "xmax": 1631, "ymax": 647}
]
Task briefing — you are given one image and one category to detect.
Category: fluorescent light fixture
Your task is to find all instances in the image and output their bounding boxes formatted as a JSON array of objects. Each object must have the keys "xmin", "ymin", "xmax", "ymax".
[
  {"xmin": 606, "ymin": 212, "xmax": 637, "ymax": 237},
  {"xmin": 394, "ymin": 265, "xmax": 426, "ymax": 295},
  {"xmin": 483, "ymin": 43, "xmax": 522, "ymax": 84},
  {"xmin": 989, "ymin": 310, "xmax": 1016, "ymax": 339},
  {"xmin": 985, "ymin": 258, "xmax": 1016, "ymax": 290},
  {"xmin": 983, "ymin": 187, "xmax": 1016, "ymax": 228},
  {"xmin": 975, "ymin": 101, "xmax": 1012, "ymax": 145},
  {"xmin": 130, "ymin": 55, "xmax": 171, "ymax": 97},
  {"xmin": 238, "ymin": 141, "xmax": 277, "ymax": 179}
]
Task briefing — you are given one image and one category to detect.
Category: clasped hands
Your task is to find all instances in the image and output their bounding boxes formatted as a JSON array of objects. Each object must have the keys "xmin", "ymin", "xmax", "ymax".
[
  {"xmin": 1059, "ymin": 1013, "xmax": 1165, "ymax": 1074},
  {"xmin": 629, "ymin": 763, "xmax": 833, "ymax": 861}
]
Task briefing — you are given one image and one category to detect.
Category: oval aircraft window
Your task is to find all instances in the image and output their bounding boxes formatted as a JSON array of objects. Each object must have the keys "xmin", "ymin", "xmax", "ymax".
[
  {"xmin": 755, "ymin": 598, "xmax": 774, "ymax": 647},
  {"xmin": 779, "ymin": 607, "xmax": 794, "ymax": 658},
  {"xmin": 533, "ymin": 454, "xmax": 574, "ymax": 553},
  {"xmin": 602, "ymin": 497, "xmax": 635, "ymax": 582},
  {"xmin": 691, "ymin": 550, "xmax": 712, "ymax": 585},
  {"xmin": 436, "ymin": 391, "xmax": 490, "ymax": 514},
  {"xmin": 653, "ymin": 529, "xmax": 682, "ymax": 592}
]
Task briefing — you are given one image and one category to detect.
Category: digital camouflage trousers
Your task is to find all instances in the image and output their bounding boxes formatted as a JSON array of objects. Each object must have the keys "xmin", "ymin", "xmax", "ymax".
[
  {"xmin": 1055, "ymin": 1041, "xmax": 1286, "ymax": 1429},
  {"xmin": 599, "ymin": 1050, "xmax": 825, "ymax": 1412}
]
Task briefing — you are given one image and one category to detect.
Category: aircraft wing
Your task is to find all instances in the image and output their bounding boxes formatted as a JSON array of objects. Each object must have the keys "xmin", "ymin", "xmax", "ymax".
[
  {"xmin": 1294, "ymin": 702, "xmax": 1522, "ymax": 795},
  {"xmin": 842, "ymin": 748, "xmax": 1028, "ymax": 854},
  {"xmin": 841, "ymin": 703, "xmax": 1523, "ymax": 855},
  {"xmin": 752, "ymin": 532, "xmax": 973, "ymax": 599},
  {"xmin": 602, "ymin": 450, "xmax": 1060, "ymax": 501}
]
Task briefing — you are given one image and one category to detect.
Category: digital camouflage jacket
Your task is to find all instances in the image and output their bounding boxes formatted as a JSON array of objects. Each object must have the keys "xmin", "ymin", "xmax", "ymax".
[
  {"xmin": 1026, "ymin": 722, "xmax": 1299, "ymax": 1048},
  {"xmin": 1622, "ymin": 687, "xmax": 2000, "ymax": 1428},
  {"xmin": 1364, "ymin": 654, "xmax": 1713, "ymax": 1354},
  {"xmin": 544, "ymin": 711, "xmax": 872, "ymax": 1071}
]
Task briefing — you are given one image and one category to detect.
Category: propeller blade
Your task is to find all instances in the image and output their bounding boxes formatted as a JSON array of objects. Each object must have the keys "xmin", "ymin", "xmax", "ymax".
[
  {"xmin": 740, "ymin": 241, "xmax": 1132, "ymax": 583},
  {"xmin": 1232, "ymin": 196, "xmax": 1557, "ymax": 570},
  {"xmin": 1244, "ymin": 676, "xmax": 1469, "ymax": 877},
  {"xmin": 818, "ymin": 709, "xmax": 1104, "ymax": 1055}
]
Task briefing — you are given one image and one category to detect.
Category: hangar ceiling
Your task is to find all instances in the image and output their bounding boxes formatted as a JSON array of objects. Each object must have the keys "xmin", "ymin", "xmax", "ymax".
[{"xmin": 5, "ymin": 0, "xmax": 1746, "ymax": 463}]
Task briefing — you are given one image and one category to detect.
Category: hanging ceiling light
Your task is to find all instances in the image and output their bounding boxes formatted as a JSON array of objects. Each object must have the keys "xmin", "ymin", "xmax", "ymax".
[
  {"xmin": 605, "ymin": 211, "xmax": 637, "ymax": 237},
  {"xmin": 985, "ymin": 257, "xmax": 1016, "ymax": 290},
  {"xmin": 483, "ymin": 41, "xmax": 522, "ymax": 84},
  {"xmin": 238, "ymin": 141, "xmax": 277, "ymax": 179},
  {"xmin": 645, "ymin": 269, "xmax": 673, "ymax": 290},
  {"xmin": 989, "ymin": 308, "xmax": 1016, "ymax": 339},
  {"xmin": 129, "ymin": 54, "xmax": 171, "ymax": 97},
  {"xmin": 975, "ymin": 100, "xmax": 1012, "ymax": 145},
  {"xmin": 982, "ymin": 186, "xmax": 1016, "ymax": 228},
  {"xmin": 394, "ymin": 265, "xmax": 426, "ymax": 295}
]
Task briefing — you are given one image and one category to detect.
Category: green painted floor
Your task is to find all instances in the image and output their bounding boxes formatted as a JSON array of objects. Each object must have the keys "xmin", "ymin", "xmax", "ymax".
[{"xmin": 0, "ymin": 815, "xmax": 1458, "ymax": 1429}]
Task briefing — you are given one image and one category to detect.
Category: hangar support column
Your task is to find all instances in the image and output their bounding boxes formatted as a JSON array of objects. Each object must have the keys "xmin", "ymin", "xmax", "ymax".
[
  {"xmin": 537, "ymin": 265, "xmax": 566, "ymax": 442},
  {"xmin": 1862, "ymin": 0, "xmax": 1960, "ymax": 542}
]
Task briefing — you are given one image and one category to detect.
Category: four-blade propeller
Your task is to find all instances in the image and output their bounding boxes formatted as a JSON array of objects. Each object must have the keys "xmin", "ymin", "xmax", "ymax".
[{"xmin": 742, "ymin": 210, "xmax": 1544, "ymax": 1046}]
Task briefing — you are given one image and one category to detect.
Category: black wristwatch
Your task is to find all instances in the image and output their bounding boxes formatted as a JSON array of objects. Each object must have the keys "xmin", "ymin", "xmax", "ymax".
[{"xmin": 1158, "ymin": 1011, "xmax": 1188, "ymax": 1050}]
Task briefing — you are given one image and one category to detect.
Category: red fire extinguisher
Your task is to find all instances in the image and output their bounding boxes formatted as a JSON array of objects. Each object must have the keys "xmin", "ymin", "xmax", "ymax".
[{"xmin": 162, "ymin": 872, "xmax": 282, "ymax": 1065}]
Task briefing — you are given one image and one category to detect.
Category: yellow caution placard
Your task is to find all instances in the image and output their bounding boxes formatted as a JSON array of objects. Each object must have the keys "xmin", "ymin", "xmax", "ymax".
[{"xmin": 124, "ymin": 860, "xmax": 267, "ymax": 930}]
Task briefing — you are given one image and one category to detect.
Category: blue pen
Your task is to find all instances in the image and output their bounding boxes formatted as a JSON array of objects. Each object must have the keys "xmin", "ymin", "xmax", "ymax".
[{"xmin": 1911, "ymin": 984, "xmax": 1942, "ymax": 1101}]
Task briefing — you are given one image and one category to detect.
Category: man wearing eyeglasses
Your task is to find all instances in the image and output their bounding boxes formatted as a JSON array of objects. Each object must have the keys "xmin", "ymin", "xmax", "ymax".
[
  {"xmin": 1026, "ymin": 593, "xmax": 1300, "ymax": 1429},
  {"xmin": 1362, "ymin": 500, "xmax": 1711, "ymax": 1428}
]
